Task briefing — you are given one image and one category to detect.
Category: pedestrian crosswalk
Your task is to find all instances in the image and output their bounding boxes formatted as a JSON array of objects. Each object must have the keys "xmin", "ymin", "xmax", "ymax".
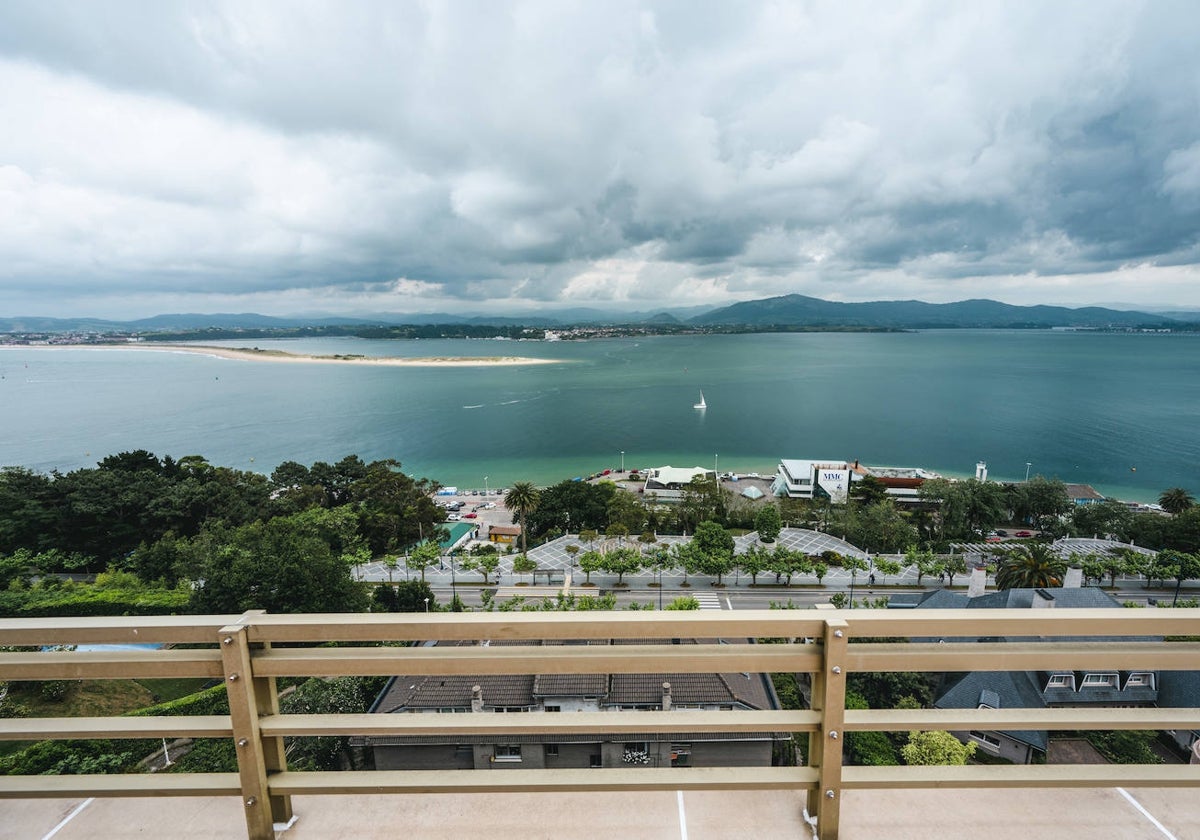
[{"xmin": 691, "ymin": 592, "xmax": 723, "ymax": 610}]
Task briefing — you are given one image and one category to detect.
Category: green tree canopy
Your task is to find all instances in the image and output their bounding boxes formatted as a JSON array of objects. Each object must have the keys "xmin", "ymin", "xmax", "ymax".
[
  {"xmin": 188, "ymin": 507, "xmax": 368, "ymax": 614},
  {"xmin": 523, "ymin": 481, "xmax": 614, "ymax": 541},
  {"xmin": 754, "ymin": 503, "xmax": 783, "ymax": 543},
  {"xmin": 601, "ymin": 547, "xmax": 642, "ymax": 585},
  {"xmin": 506, "ymin": 481, "xmax": 541, "ymax": 553},
  {"xmin": 1159, "ymin": 487, "xmax": 1195, "ymax": 515},
  {"xmin": 919, "ymin": 478, "xmax": 1008, "ymax": 540},
  {"xmin": 993, "ymin": 542, "xmax": 1067, "ymax": 590},
  {"xmin": 901, "ymin": 730, "xmax": 976, "ymax": 765}
]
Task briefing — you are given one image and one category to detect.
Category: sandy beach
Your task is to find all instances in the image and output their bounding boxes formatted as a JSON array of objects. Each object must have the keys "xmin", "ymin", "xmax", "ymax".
[{"xmin": 1, "ymin": 343, "xmax": 563, "ymax": 367}]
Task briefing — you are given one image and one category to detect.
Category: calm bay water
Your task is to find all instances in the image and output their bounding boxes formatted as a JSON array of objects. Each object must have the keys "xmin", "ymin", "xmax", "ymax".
[{"xmin": 2, "ymin": 331, "xmax": 1197, "ymax": 502}]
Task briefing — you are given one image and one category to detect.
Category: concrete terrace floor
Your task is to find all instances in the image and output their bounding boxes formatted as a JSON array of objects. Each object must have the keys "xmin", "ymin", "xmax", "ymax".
[{"xmin": 6, "ymin": 787, "xmax": 1198, "ymax": 840}]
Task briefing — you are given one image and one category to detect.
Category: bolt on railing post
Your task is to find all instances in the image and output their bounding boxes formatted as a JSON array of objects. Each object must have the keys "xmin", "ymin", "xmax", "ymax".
[
  {"xmin": 813, "ymin": 617, "xmax": 849, "ymax": 840},
  {"xmin": 220, "ymin": 618, "xmax": 290, "ymax": 839}
]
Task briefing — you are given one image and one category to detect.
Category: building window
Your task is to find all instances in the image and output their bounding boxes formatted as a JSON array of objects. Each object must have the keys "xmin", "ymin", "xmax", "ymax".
[
  {"xmin": 1124, "ymin": 673, "xmax": 1155, "ymax": 690},
  {"xmin": 623, "ymin": 742, "xmax": 651, "ymax": 765},
  {"xmin": 494, "ymin": 745, "xmax": 522, "ymax": 762},
  {"xmin": 544, "ymin": 744, "xmax": 559, "ymax": 758},
  {"xmin": 1045, "ymin": 674, "xmax": 1075, "ymax": 690},
  {"xmin": 544, "ymin": 705, "xmax": 561, "ymax": 713},
  {"xmin": 969, "ymin": 731, "xmax": 1002, "ymax": 751},
  {"xmin": 1081, "ymin": 673, "xmax": 1118, "ymax": 688}
]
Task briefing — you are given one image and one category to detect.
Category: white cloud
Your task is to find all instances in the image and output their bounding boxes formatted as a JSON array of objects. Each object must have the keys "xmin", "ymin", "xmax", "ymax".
[{"xmin": 0, "ymin": 1, "xmax": 1199, "ymax": 317}]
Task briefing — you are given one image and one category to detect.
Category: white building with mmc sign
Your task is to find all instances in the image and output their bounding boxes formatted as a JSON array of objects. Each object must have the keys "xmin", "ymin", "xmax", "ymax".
[
  {"xmin": 771, "ymin": 459, "xmax": 854, "ymax": 503},
  {"xmin": 772, "ymin": 459, "xmax": 942, "ymax": 504}
]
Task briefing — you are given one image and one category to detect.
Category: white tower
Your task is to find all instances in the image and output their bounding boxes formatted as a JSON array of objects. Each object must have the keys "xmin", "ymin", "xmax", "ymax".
[{"xmin": 975, "ymin": 461, "xmax": 988, "ymax": 482}]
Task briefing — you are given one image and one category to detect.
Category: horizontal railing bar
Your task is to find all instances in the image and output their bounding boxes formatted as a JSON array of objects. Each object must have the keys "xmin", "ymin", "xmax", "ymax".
[
  {"xmin": 839, "ymin": 607, "xmax": 1200, "ymax": 638},
  {"xmin": 0, "ymin": 649, "xmax": 225, "ymax": 680},
  {"xmin": 844, "ymin": 707, "xmax": 1200, "ymax": 732},
  {"xmin": 843, "ymin": 764, "xmax": 1200, "ymax": 789},
  {"xmin": 846, "ymin": 641, "xmax": 1200, "ymax": 672},
  {"xmin": 269, "ymin": 766, "xmax": 820, "ymax": 795},
  {"xmin": 241, "ymin": 611, "xmax": 831, "ymax": 643},
  {"xmin": 2, "ymin": 608, "xmax": 1195, "ymax": 646},
  {"xmin": 0, "ymin": 615, "xmax": 243, "ymax": 645},
  {"xmin": 251, "ymin": 644, "xmax": 821, "ymax": 677},
  {"xmin": 0, "ymin": 772, "xmax": 241, "ymax": 799},
  {"xmin": 0, "ymin": 715, "xmax": 233, "ymax": 741},
  {"xmin": 261, "ymin": 710, "xmax": 820, "ymax": 737}
]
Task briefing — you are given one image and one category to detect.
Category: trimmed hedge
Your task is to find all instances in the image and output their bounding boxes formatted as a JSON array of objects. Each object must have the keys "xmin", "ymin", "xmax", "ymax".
[{"xmin": 0, "ymin": 587, "xmax": 190, "ymax": 618}]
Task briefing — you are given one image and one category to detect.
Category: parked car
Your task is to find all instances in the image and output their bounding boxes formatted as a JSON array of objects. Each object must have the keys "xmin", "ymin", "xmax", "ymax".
[
  {"xmin": 1016, "ymin": 530, "xmax": 1033, "ymax": 537},
  {"xmin": 447, "ymin": 514, "xmax": 461, "ymax": 521},
  {"xmin": 464, "ymin": 512, "xmax": 478, "ymax": 519},
  {"xmin": 995, "ymin": 530, "xmax": 1009, "ymax": 536},
  {"xmin": 481, "ymin": 502, "xmax": 497, "ymax": 509}
]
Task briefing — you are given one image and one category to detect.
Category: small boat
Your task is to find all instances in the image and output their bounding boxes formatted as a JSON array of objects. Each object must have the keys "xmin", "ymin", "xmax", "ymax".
[{"xmin": 693, "ymin": 390, "xmax": 707, "ymax": 410}]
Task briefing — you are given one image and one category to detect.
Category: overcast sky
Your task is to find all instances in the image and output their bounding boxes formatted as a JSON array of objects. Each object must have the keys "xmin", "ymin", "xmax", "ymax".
[{"xmin": 2, "ymin": 1, "xmax": 1200, "ymax": 318}]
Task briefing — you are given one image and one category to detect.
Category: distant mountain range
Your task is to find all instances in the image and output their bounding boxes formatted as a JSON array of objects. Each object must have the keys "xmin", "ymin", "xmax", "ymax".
[
  {"xmin": 690, "ymin": 294, "xmax": 1178, "ymax": 329},
  {"xmin": 0, "ymin": 295, "xmax": 1185, "ymax": 333}
]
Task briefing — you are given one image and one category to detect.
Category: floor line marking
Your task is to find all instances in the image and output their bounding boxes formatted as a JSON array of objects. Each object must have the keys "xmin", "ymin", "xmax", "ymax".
[
  {"xmin": 1116, "ymin": 787, "xmax": 1178, "ymax": 840},
  {"xmin": 42, "ymin": 798, "xmax": 94, "ymax": 840},
  {"xmin": 677, "ymin": 789, "xmax": 689, "ymax": 840}
]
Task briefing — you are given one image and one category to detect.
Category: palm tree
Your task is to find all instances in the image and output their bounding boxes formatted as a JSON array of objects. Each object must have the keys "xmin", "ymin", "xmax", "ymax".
[
  {"xmin": 505, "ymin": 481, "xmax": 541, "ymax": 554},
  {"xmin": 994, "ymin": 543, "xmax": 1067, "ymax": 590},
  {"xmin": 1158, "ymin": 487, "xmax": 1195, "ymax": 515}
]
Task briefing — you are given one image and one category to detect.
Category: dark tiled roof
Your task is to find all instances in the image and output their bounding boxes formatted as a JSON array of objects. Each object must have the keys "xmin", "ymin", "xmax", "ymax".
[
  {"xmin": 1157, "ymin": 670, "xmax": 1200, "ymax": 709},
  {"xmin": 376, "ymin": 674, "xmax": 535, "ymax": 712},
  {"xmin": 967, "ymin": 588, "xmax": 1122, "ymax": 610},
  {"xmin": 533, "ymin": 674, "xmax": 609, "ymax": 697},
  {"xmin": 372, "ymin": 640, "xmax": 776, "ymax": 713},
  {"xmin": 935, "ymin": 670, "xmax": 1048, "ymax": 750},
  {"xmin": 359, "ymin": 730, "xmax": 777, "ymax": 747}
]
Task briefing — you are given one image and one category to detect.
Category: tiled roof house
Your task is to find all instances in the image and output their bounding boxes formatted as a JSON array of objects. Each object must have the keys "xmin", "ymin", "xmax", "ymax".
[{"xmin": 358, "ymin": 638, "xmax": 786, "ymax": 771}]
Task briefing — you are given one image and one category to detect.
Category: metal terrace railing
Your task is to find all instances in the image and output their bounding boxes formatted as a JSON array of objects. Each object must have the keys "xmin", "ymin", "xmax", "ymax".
[{"xmin": 2, "ymin": 608, "xmax": 1200, "ymax": 840}]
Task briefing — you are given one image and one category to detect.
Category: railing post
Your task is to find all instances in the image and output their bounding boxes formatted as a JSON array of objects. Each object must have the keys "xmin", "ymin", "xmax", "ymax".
[
  {"xmin": 220, "ymin": 617, "xmax": 291, "ymax": 840},
  {"xmin": 812, "ymin": 616, "xmax": 848, "ymax": 840}
]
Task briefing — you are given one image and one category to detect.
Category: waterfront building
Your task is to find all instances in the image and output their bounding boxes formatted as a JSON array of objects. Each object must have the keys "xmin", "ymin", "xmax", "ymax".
[
  {"xmin": 771, "ymin": 459, "xmax": 854, "ymax": 502},
  {"xmin": 771, "ymin": 458, "xmax": 940, "ymax": 504},
  {"xmin": 1063, "ymin": 483, "xmax": 1106, "ymax": 505},
  {"xmin": 642, "ymin": 466, "xmax": 716, "ymax": 502}
]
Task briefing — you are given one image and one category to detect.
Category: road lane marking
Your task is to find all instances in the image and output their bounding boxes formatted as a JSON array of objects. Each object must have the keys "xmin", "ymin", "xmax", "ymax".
[
  {"xmin": 42, "ymin": 798, "xmax": 94, "ymax": 840},
  {"xmin": 1117, "ymin": 787, "xmax": 1178, "ymax": 840},
  {"xmin": 677, "ymin": 790, "xmax": 689, "ymax": 840}
]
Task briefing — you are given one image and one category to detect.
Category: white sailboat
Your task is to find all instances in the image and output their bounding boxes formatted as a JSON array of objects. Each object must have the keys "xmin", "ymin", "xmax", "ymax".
[{"xmin": 693, "ymin": 389, "xmax": 707, "ymax": 410}]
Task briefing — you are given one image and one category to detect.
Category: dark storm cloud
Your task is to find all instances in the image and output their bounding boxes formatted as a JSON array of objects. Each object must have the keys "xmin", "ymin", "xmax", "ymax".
[{"xmin": 2, "ymin": 0, "xmax": 1200, "ymax": 317}]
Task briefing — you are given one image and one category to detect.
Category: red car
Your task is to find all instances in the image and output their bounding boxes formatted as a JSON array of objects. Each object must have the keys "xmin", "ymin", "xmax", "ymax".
[
  {"xmin": 463, "ymin": 512, "xmax": 478, "ymax": 519},
  {"xmin": 1015, "ymin": 530, "xmax": 1033, "ymax": 537}
]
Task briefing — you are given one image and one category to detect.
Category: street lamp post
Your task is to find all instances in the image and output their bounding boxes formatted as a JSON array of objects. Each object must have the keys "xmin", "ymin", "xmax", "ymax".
[
  {"xmin": 715, "ymin": 454, "xmax": 719, "ymax": 475},
  {"xmin": 484, "ymin": 476, "xmax": 489, "ymax": 495},
  {"xmin": 423, "ymin": 597, "xmax": 429, "ymax": 613},
  {"xmin": 620, "ymin": 451, "xmax": 625, "ymax": 472},
  {"xmin": 1024, "ymin": 462, "xmax": 1032, "ymax": 482}
]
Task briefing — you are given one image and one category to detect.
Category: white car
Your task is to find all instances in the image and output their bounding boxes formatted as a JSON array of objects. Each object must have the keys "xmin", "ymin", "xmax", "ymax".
[{"xmin": 447, "ymin": 513, "xmax": 461, "ymax": 521}]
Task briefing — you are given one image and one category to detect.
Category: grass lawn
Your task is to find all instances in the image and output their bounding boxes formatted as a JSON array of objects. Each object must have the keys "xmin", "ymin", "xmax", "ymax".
[{"xmin": 6, "ymin": 677, "xmax": 211, "ymax": 719}]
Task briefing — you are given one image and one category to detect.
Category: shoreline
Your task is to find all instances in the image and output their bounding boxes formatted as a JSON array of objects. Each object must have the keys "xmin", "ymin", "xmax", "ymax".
[{"xmin": 0, "ymin": 343, "xmax": 564, "ymax": 367}]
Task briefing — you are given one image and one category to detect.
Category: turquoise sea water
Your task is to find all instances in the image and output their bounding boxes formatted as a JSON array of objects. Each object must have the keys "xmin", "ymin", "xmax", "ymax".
[{"xmin": 2, "ymin": 331, "xmax": 1196, "ymax": 502}]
